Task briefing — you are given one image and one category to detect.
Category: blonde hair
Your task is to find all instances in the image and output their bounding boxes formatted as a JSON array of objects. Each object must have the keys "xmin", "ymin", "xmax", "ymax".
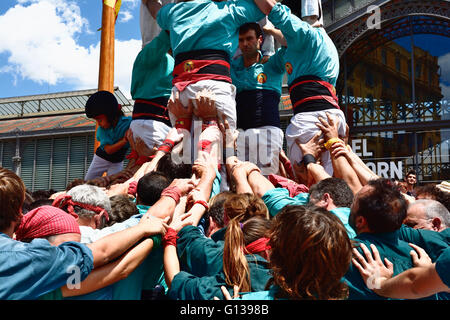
[
  {"xmin": 223, "ymin": 193, "xmax": 269, "ymax": 221},
  {"xmin": 223, "ymin": 216, "xmax": 271, "ymax": 293}
]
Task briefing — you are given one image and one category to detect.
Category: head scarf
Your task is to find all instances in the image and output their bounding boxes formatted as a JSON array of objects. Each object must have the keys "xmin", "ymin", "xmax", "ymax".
[
  {"xmin": 15, "ymin": 205, "xmax": 80, "ymax": 241},
  {"xmin": 52, "ymin": 193, "xmax": 110, "ymax": 225}
]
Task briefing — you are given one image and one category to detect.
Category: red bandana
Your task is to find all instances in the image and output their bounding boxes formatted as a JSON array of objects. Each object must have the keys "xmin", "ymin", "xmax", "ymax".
[{"xmin": 15, "ymin": 205, "xmax": 80, "ymax": 241}]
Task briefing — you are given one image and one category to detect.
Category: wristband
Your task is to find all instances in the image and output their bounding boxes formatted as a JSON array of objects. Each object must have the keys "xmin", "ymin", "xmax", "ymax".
[
  {"xmin": 324, "ymin": 138, "xmax": 342, "ymax": 150},
  {"xmin": 157, "ymin": 143, "xmax": 172, "ymax": 154},
  {"xmin": 128, "ymin": 181, "xmax": 138, "ymax": 196},
  {"xmin": 162, "ymin": 228, "xmax": 179, "ymax": 248},
  {"xmin": 162, "ymin": 139, "xmax": 175, "ymax": 148},
  {"xmin": 150, "ymin": 234, "xmax": 162, "ymax": 249},
  {"xmin": 175, "ymin": 118, "xmax": 192, "ymax": 131},
  {"xmin": 302, "ymin": 154, "xmax": 317, "ymax": 166},
  {"xmin": 202, "ymin": 119, "xmax": 218, "ymax": 131},
  {"xmin": 193, "ymin": 199, "xmax": 209, "ymax": 210},
  {"xmin": 161, "ymin": 186, "xmax": 182, "ymax": 204}
]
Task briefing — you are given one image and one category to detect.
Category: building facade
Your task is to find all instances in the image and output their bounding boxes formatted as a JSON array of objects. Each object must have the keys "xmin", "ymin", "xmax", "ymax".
[
  {"xmin": 0, "ymin": 88, "xmax": 132, "ymax": 191},
  {"xmin": 280, "ymin": 0, "xmax": 450, "ymax": 183}
]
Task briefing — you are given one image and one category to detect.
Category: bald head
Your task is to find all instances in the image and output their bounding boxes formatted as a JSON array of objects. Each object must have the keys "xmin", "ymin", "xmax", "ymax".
[{"xmin": 405, "ymin": 199, "xmax": 449, "ymax": 232}]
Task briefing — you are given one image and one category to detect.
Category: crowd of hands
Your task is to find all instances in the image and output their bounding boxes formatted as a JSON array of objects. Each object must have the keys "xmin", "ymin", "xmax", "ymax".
[{"xmin": 71, "ymin": 91, "xmax": 436, "ymax": 299}]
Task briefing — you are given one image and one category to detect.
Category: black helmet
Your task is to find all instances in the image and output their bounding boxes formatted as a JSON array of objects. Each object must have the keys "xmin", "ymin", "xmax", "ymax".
[{"xmin": 85, "ymin": 91, "xmax": 119, "ymax": 120}]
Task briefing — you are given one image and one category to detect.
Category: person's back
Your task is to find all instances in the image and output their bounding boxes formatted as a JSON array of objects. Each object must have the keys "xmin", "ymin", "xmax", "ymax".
[
  {"xmin": 0, "ymin": 168, "xmax": 94, "ymax": 300},
  {"xmin": 344, "ymin": 178, "xmax": 439, "ymax": 300},
  {"xmin": 155, "ymin": 0, "xmax": 265, "ymax": 134},
  {"xmin": 157, "ymin": 0, "xmax": 265, "ymax": 59}
]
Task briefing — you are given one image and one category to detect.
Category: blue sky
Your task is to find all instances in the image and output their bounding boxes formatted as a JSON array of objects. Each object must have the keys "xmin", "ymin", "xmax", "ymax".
[{"xmin": 0, "ymin": 0, "xmax": 142, "ymax": 99}]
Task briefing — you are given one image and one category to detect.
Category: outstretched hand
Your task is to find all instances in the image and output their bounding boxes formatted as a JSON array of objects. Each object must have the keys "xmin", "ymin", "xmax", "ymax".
[
  {"xmin": 295, "ymin": 131, "xmax": 324, "ymax": 160},
  {"xmin": 168, "ymin": 92, "xmax": 193, "ymax": 119},
  {"xmin": 351, "ymin": 243, "xmax": 394, "ymax": 291},
  {"xmin": 213, "ymin": 285, "xmax": 241, "ymax": 300},
  {"xmin": 316, "ymin": 112, "xmax": 340, "ymax": 142},
  {"xmin": 192, "ymin": 90, "xmax": 217, "ymax": 120}
]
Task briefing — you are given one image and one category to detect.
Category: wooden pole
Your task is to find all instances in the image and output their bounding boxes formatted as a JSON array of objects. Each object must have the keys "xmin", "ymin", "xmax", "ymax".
[{"xmin": 95, "ymin": 1, "xmax": 116, "ymax": 150}]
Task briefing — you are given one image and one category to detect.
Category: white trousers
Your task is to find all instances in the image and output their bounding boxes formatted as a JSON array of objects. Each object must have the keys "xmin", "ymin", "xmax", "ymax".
[
  {"xmin": 168, "ymin": 80, "xmax": 237, "ymax": 131},
  {"xmin": 84, "ymin": 154, "xmax": 124, "ymax": 180},
  {"xmin": 285, "ymin": 108, "xmax": 347, "ymax": 175},
  {"xmin": 130, "ymin": 119, "xmax": 171, "ymax": 149}
]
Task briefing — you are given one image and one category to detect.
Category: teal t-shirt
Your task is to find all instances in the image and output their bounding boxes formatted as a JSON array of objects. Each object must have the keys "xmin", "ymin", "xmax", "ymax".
[
  {"xmin": 156, "ymin": 0, "xmax": 265, "ymax": 59},
  {"xmin": 130, "ymin": 30, "xmax": 174, "ymax": 101},
  {"xmin": 261, "ymin": 188, "xmax": 356, "ymax": 238},
  {"xmin": 268, "ymin": 3, "xmax": 339, "ymax": 87},
  {"xmin": 96, "ymin": 115, "xmax": 132, "ymax": 150},
  {"xmin": 436, "ymin": 247, "xmax": 450, "ymax": 287},
  {"xmin": 231, "ymin": 47, "xmax": 286, "ymax": 94},
  {"xmin": 261, "ymin": 187, "xmax": 309, "ymax": 217}
]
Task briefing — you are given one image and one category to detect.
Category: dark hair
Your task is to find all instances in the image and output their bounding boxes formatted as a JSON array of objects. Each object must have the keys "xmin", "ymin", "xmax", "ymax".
[
  {"xmin": 268, "ymin": 205, "xmax": 352, "ymax": 300},
  {"xmin": 22, "ymin": 189, "xmax": 34, "ymax": 215},
  {"xmin": 156, "ymin": 153, "xmax": 193, "ymax": 180},
  {"xmin": 0, "ymin": 167, "xmax": 26, "ymax": 231},
  {"xmin": 354, "ymin": 178, "xmax": 407, "ymax": 233},
  {"xmin": 309, "ymin": 178, "xmax": 354, "ymax": 208},
  {"xmin": 415, "ymin": 183, "xmax": 450, "ymax": 212},
  {"xmin": 85, "ymin": 90, "xmax": 123, "ymax": 126},
  {"xmin": 202, "ymin": 191, "xmax": 234, "ymax": 232},
  {"xmin": 136, "ymin": 171, "xmax": 171, "ymax": 206},
  {"xmin": 239, "ymin": 22, "xmax": 263, "ymax": 38},
  {"xmin": 108, "ymin": 194, "xmax": 139, "ymax": 226},
  {"xmin": 406, "ymin": 169, "xmax": 416, "ymax": 177},
  {"xmin": 31, "ymin": 189, "xmax": 56, "ymax": 201},
  {"xmin": 66, "ymin": 179, "xmax": 85, "ymax": 192},
  {"xmin": 28, "ymin": 199, "xmax": 54, "ymax": 212}
]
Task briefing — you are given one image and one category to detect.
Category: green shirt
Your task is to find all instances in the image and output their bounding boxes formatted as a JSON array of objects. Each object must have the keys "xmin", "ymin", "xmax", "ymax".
[
  {"xmin": 398, "ymin": 225, "xmax": 450, "ymax": 261},
  {"xmin": 130, "ymin": 30, "xmax": 173, "ymax": 101},
  {"xmin": 169, "ymin": 254, "xmax": 270, "ymax": 300},
  {"xmin": 436, "ymin": 247, "xmax": 450, "ymax": 287},
  {"xmin": 344, "ymin": 231, "xmax": 439, "ymax": 300}
]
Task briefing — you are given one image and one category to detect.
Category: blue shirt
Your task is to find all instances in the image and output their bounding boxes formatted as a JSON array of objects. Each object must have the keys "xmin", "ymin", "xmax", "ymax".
[
  {"xmin": 267, "ymin": 3, "xmax": 339, "ymax": 87},
  {"xmin": 96, "ymin": 115, "xmax": 132, "ymax": 149},
  {"xmin": 231, "ymin": 48, "xmax": 286, "ymax": 94},
  {"xmin": 261, "ymin": 188, "xmax": 356, "ymax": 239},
  {"xmin": 157, "ymin": 0, "xmax": 265, "ymax": 59},
  {"xmin": 0, "ymin": 233, "xmax": 93, "ymax": 300}
]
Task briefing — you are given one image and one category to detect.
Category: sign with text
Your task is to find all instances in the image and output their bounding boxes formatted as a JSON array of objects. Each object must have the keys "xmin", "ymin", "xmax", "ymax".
[{"xmin": 351, "ymin": 138, "xmax": 403, "ymax": 180}]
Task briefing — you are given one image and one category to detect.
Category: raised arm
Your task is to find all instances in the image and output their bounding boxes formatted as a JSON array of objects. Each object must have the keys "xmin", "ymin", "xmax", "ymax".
[
  {"xmin": 86, "ymin": 215, "xmax": 167, "ymax": 268},
  {"xmin": 330, "ymin": 141, "xmax": 379, "ymax": 186},
  {"xmin": 62, "ymin": 236, "xmax": 159, "ymax": 297},
  {"xmin": 316, "ymin": 113, "xmax": 363, "ymax": 194}
]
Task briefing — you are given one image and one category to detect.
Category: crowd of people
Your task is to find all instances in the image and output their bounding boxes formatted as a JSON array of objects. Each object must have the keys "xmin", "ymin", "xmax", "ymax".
[{"xmin": 0, "ymin": 0, "xmax": 449, "ymax": 301}]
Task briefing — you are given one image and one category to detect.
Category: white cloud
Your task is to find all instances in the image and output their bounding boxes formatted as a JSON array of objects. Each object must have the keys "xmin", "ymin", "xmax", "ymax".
[
  {"xmin": 0, "ymin": 0, "xmax": 141, "ymax": 98},
  {"xmin": 119, "ymin": 10, "xmax": 133, "ymax": 23},
  {"xmin": 122, "ymin": 0, "xmax": 140, "ymax": 9}
]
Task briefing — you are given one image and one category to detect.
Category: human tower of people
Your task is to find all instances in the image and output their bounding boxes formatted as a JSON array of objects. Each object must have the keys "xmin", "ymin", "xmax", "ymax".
[{"xmin": 0, "ymin": 0, "xmax": 448, "ymax": 300}]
